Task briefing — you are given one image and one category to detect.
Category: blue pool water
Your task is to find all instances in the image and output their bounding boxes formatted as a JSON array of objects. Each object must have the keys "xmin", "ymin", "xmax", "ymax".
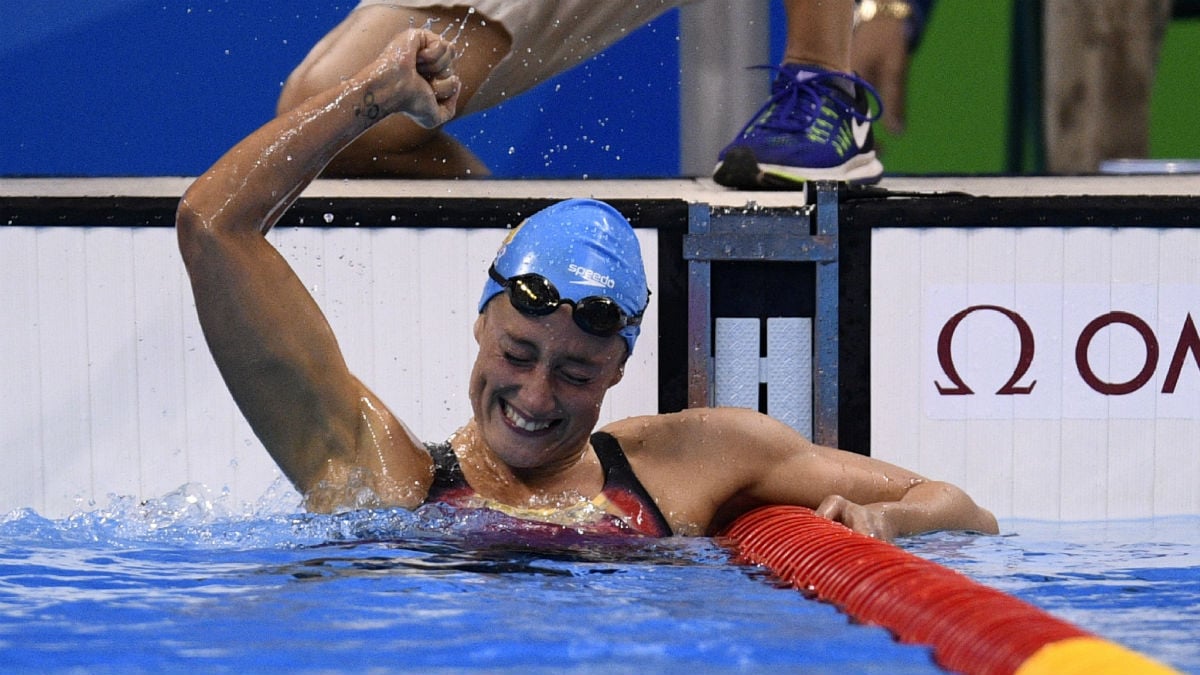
[
  {"xmin": 907, "ymin": 517, "xmax": 1200, "ymax": 674},
  {"xmin": 1, "ymin": 484, "xmax": 1196, "ymax": 674}
]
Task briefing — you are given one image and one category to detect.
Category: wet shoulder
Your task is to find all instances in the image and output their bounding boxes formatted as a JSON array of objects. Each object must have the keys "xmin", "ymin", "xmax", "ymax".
[
  {"xmin": 604, "ymin": 408, "xmax": 789, "ymax": 460},
  {"xmin": 600, "ymin": 409, "xmax": 725, "ymax": 459},
  {"xmin": 600, "ymin": 410, "xmax": 748, "ymax": 535}
]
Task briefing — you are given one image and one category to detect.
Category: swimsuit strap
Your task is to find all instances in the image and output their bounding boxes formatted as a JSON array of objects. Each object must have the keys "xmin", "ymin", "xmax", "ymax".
[
  {"xmin": 424, "ymin": 435, "xmax": 672, "ymax": 536},
  {"xmin": 590, "ymin": 431, "xmax": 673, "ymax": 536}
]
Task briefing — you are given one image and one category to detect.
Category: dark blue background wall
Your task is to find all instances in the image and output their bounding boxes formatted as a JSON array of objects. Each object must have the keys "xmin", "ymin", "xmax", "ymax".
[{"xmin": 2, "ymin": 1, "xmax": 682, "ymax": 178}]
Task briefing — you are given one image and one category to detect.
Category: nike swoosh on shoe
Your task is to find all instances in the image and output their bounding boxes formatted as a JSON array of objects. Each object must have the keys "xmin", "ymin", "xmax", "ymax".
[{"xmin": 851, "ymin": 117, "xmax": 871, "ymax": 149}]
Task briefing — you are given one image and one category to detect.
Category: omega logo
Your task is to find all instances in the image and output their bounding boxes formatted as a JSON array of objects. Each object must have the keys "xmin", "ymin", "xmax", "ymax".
[{"xmin": 935, "ymin": 305, "xmax": 1200, "ymax": 397}]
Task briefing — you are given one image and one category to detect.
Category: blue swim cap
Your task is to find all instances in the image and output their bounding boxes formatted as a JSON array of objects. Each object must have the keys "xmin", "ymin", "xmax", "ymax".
[{"xmin": 479, "ymin": 198, "xmax": 649, "ymax": 354}]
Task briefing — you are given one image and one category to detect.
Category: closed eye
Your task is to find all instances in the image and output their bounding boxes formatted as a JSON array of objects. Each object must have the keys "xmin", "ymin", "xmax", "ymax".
[
  {"xmin": 503, "ymin": 351, "xmax": 534, "ymax": 367},
  {"xmin": 559, "ymin": 370, "xmax": 594, "ymax": 386}
]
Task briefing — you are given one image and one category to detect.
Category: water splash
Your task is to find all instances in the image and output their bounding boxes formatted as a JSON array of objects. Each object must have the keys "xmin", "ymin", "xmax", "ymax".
[
  {"xmin": 445, "ymin": 7, "xmax": 475, "ymax": 44},
  {"xmin": 0, "ymin": 481, "xmax": 700, "ymax": 557},
  {"xmin": 406, "ymin": 7, "xmax": 473, "ymax": 50}
]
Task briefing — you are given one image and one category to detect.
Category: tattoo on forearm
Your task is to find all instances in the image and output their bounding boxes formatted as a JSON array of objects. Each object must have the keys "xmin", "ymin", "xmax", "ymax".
[{"xmin": 355, "ymin": 92, "xmax": 381, "ymax": 120}]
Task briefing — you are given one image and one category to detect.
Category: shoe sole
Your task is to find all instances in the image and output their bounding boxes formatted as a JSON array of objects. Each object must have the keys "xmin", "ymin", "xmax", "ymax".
[{"xmin": 714, "ymin": 147, "xmax": 884, "ymax": 190}]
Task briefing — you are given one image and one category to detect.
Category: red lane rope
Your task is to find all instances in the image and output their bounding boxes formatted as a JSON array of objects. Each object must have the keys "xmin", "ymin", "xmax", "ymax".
[{"xmin": 718, "ymin": 505, "xmax": 1089, "ymax": 675}]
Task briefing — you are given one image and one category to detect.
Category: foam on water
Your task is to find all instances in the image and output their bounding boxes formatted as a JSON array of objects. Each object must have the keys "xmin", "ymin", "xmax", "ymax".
[
  {"xmin": 0, "ymin": 486, "xmax": 1196, "ymax": 674},
  {"xmin": 0, "ymin": 485, "xmax": 939, "ymax": 674}
]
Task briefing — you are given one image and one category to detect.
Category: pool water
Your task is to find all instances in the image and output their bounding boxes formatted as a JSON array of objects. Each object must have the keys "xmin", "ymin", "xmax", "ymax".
[
  {"xmin": 906, "ymin": 518, "xmax": 1200, "ymax": 674},
  {"xmin": 0, "ymin": 484, "xmax": 1196, "ymax": 674}
]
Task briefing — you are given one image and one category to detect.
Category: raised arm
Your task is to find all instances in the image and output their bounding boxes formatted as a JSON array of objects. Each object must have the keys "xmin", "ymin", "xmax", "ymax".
[{"xmin": 176, "ymin": 29, "xmax": 460, "ymax": 511}]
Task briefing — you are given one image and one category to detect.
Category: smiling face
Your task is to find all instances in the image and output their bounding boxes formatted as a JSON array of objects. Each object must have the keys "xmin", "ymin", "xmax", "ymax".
[{"xmin": 468, "ymin": 297, "xmax": 627, "ymax": 480}]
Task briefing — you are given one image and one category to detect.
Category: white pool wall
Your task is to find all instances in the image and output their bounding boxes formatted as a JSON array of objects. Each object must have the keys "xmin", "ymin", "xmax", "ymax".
[{"xmin": 3, "ymin": 176, "xmax": 1199, "ymax": 521}]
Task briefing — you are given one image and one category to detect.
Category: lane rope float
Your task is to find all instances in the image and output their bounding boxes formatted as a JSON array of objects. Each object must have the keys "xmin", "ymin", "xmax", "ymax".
[{"xmin": 719, "ymin": 505, "xmax": 1180, "ymax": 675}]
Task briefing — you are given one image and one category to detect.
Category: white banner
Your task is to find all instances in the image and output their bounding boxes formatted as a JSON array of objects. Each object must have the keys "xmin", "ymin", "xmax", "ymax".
[
  {"xmin": 922, "ymin": 283, "xmax": 1200, "ymax": 420},
  {"xmin": 874, "ymin": 223, "xmax": 1200, "ymax": 520}
]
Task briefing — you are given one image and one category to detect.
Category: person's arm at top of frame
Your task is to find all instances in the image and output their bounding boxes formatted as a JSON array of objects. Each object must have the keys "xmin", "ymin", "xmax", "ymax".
[{"xmin": 175, "ymin": 29, "xmax": 461, "ymax": 511}]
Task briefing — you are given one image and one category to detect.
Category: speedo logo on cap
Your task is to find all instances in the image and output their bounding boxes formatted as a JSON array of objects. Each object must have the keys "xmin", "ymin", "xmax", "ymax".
[{"xmin": 567, "ymin": 263, "xmax": 616, "ymax": 289}]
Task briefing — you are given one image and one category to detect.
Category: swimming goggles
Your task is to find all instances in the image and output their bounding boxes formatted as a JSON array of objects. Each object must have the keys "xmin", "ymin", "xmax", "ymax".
[{"xmin": 488, "ymin": 264, "xmax": 645, "ymax": 338}]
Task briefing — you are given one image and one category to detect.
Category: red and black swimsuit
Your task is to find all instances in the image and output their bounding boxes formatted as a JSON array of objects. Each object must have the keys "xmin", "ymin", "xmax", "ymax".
[{"xmin": 424, "ymin": 431, "xmax": 673, "ymax": 538}]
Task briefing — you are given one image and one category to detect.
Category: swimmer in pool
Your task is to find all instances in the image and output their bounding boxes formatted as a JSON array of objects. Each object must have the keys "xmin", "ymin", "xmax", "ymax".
[{"xmin": 177, "ymin": 28, "xmax": 998, "ymax": 541}]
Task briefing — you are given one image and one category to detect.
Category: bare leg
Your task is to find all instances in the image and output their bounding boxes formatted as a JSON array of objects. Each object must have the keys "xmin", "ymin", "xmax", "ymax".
[
  {"xmin": 782, "ymin": 0, "xmax": 854, "ymax": 71},
  {"xmin": 1041, "ymin": 0, "xmax": 1171, "ymax": 174},
  {"xmin": 278, "ymin": 4, "xmax": 512, "ymax": 177},
  {"xmin": 712, "ymin": 0, "xmax": 881, "ymax": 188}
]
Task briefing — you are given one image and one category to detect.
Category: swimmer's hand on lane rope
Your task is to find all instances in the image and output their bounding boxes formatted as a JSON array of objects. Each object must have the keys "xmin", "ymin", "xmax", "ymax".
[
  {"xmin": 815, "ymin": 494, "xmax": 900, "ymax": 542},
  {"xmin": 360, "ymin": 28, "xmax": 461, "ymax": 129}
]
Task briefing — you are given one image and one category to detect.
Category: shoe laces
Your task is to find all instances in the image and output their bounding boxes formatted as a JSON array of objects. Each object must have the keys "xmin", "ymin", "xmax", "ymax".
[{"xmin": 737, "ymin": 64, "xmax": 883, "ymax": 137}]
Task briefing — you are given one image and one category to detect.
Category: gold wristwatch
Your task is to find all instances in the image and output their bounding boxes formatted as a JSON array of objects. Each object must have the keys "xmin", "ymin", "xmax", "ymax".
[{"xmin": 857, "ymin": 0, "xmax": 914, "ymax": 24}]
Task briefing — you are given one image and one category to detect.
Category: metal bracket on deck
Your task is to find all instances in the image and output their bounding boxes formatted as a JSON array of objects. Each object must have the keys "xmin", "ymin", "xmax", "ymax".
[{"xmin": 685, "ymin": 182, "xmax": 841, "ymax": 447}]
